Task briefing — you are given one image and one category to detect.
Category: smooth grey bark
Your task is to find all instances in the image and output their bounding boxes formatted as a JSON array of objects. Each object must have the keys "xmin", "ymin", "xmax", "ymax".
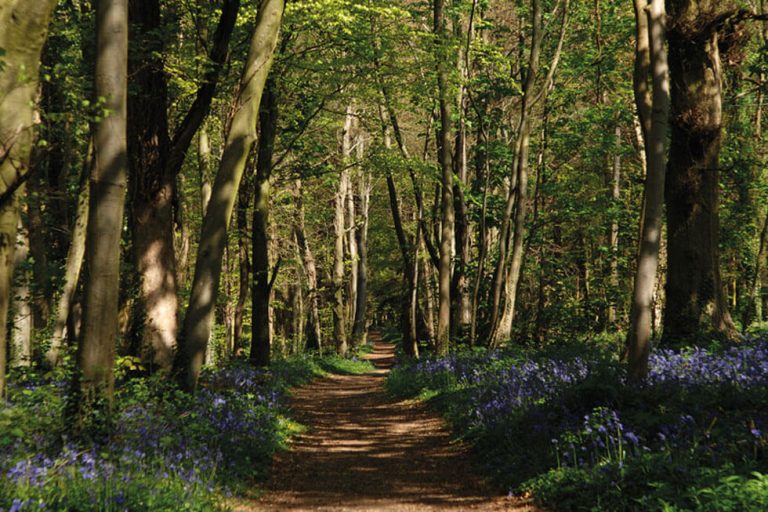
[
  {"xmin": 175, "ymin": 0, "xmax": 284, "ymax": 392},
  {"xmin": 608, "ymin": 123, "xmax": 621, "ymax": 326},
  {"xmin": 76, "ymin": 0, "xmax": 128, "ymax": 410},
  {"xmin": 434, "ymin": 0, "xmax": 454, "ymax": 356},
  {"xmin": 346, "ymin": 119, "xmax": 359, "ymax": 331},
  {"xmin": 627, "ymin": 0, "xmax": 670, "ymax": 381}
]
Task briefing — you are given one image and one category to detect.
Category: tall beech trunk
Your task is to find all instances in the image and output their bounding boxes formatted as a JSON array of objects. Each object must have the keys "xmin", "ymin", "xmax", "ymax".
[
  {"xmin": 346, "ymin": 120, "xmax": 359, "ymax": 330},
  {"xmin": 332, "ymin": 107, "xmax": 353, "ymax": 356},
  {"xmin": 251, "ymin": 78, "xmax": 278, "ymax": 367},
  {"xmin": 434, "ymin": 0, "xmax": 454, "ymax": 356},
  {"xmin": 293, "ymin": 180, "xmax": 322, "ymax": 353},
  {"xmin": 662, "ymin": 0, "xmax": 739, "ymax": 345},
  {"xmin": 76, "ymin": 0, "xmax": 128, "ymax": 411},
  {"xmin": 352, "ymin": 162, "xmax": 371, "ymax": 346},
  {"xmin": 127, "ymin": 0, "xmax": 239, "ymax": 371},
  {"xmin": 175, "ymin": 0, "xmax": 284, "ymax": 392},
  {"xmin": 627, "ymin": 0, "xmax": 670, "ymax": 381},
  {"xmin": 0, "ymin": 0, "xmax": 57, "ymax": 397},
  {"xmin": 128, "ymin": 0, "xmax": 177, "ymax": 370}
]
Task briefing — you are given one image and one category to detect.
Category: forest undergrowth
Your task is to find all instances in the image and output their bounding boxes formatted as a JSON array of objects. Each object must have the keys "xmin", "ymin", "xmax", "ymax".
[
  {"xmin": 386, "ymin": 328, "xmax": 768, "ymax": 511},
  {"xmin": 0, "ymin": 351, "xmax": 373, "ymax": 511}
]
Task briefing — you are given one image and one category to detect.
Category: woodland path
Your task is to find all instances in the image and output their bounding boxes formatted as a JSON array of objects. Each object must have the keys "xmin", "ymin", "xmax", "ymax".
[{"xmin": 242, "ymin": 332, "xmax": 537, "ymax": 511}]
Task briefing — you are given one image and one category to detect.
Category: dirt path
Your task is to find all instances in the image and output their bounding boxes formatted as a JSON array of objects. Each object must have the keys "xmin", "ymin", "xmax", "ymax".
[{"xmin": 246, "ymin": 333, "xmax": 536, "ymax": 511}]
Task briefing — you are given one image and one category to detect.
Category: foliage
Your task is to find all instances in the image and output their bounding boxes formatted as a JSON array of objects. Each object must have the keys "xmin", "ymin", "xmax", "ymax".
[{"xmin": 387, "ymin": 336, "xmax": 768, "ymax": 511}]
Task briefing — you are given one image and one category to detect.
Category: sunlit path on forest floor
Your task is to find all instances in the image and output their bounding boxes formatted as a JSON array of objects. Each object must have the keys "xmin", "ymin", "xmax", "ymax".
[{"xmin": 236, "ymin": 333, "xmax": 537, "ymax": 511}]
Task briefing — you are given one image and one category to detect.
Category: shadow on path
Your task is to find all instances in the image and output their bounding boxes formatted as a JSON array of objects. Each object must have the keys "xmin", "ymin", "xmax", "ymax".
[{"xmin": 242, "ymin": 333, "xmax": 536, "ymax": 511}]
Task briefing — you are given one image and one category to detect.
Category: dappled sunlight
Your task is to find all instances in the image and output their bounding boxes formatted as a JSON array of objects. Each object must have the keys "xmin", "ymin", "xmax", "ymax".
[{"xmin": 250, "ymin": 334, "xmax": 536, "ymax": 511}]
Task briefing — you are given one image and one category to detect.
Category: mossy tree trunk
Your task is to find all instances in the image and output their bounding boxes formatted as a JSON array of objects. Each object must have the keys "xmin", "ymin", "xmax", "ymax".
[{"xmin": 662, "ymin": 0, "xmax": 740, "ymax": 345}]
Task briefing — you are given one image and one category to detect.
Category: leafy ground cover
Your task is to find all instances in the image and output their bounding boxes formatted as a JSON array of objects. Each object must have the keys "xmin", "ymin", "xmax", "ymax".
[
  {"xmin": 387, "ymin": 336, "xmax": 768, "ymax": 511},
  {"xmin": 0, "ymin": 353, "xmax": 372, "ymax": 511}
]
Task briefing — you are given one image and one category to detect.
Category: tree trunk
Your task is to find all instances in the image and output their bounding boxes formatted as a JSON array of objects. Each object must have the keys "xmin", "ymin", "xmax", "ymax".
[
  {"xmin": 26, "ymin": 160, "xmax": 50, "ymax": 330},
  {"xmin": 662, "ymin": 0, "xmax": 739, "ymax": 345},
  {"xmin": 251, "ymin": 78, "xmax": 278, "ymax": 367},
  {"xmin": 627, "ymin": 0, "xmax": 670, "ymax": 381},
  {"xmin": 346, "ymin": 120, "xmax": 358, "ymax": 330},
  {"xmin": 12, "ymin": 217, "xmax": 31, "ymax": 366},
  {"xmin": 76, "ymin": 0, "xmax": 128, "ymax": 411},
  {"xmin": 233, "ymin": 169, "xmax": 252, "ymax": 350},
  {"xmin": 48, "ymin": 169, "xmax": 90, "ymax": 367},
  {"xmin": 608, "ymin": 123, "xmax": 621, "ymax": 326},
  {"xmin": 0, "ymin": 0, "xmax": 56, "ymax": 397},
  {"xmin": 293, "ymin": 180, "xmax": 322, "ymax": 353},
  {"xmin": 434, "ymin": 0, "xmax": 454, "ymax": 356},
  {"xmin": 352, "ymin": 167, "xmax": 371, "ymax": 346},
  {"xmin": 175, "ymin": 0, "xmax": 284, "ymax": 392},
  {"xmin": 199, "ymin": 122, "xmax": 212, "ymax": 216},
  {"xmin": 128, "ymin": 0, "xmax": 177, "ymax": 371}
]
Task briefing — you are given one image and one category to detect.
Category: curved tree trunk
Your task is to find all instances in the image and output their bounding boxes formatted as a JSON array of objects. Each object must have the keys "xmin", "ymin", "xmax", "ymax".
[
  {"xmin": 0, "ymin": 0, "xmax": 57, "ymax": 397},
  {"xmin": 175, "ymin": 0, "xmax": 284, "ymax": 392},
  {"xmin": 627, "ymin": 0, "xmax": 670, "ymax": 381}
]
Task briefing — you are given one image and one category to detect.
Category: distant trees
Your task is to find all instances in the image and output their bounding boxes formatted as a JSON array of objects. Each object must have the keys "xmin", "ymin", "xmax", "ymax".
[{"xmin": 1, "ymin": 0, "xmax": 768, "ymax": 411}]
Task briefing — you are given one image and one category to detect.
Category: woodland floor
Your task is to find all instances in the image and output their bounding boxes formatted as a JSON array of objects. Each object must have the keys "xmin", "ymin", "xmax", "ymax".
[{"xmin": 237, "ymin": 333, "xmax": 538, "ymax": 511}]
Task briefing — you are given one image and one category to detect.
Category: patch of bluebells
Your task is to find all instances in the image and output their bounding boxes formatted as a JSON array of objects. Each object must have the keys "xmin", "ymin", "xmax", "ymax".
[
  {"xmin": 393, "ymin": 337, "xmax": 768, "ymax": 484},
  {"xmin": 0, "ymin": 362, "xmax": 299, "ymax": 510},
  {"xmin": 647, "ymin": 339, "xmax": 768, "ymax": 388}
]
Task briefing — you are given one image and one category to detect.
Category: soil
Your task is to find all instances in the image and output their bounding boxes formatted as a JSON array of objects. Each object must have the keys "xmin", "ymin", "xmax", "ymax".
[{"xmin": 240, "ymin": 333, "xmax": 537, "ymax": 511}]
